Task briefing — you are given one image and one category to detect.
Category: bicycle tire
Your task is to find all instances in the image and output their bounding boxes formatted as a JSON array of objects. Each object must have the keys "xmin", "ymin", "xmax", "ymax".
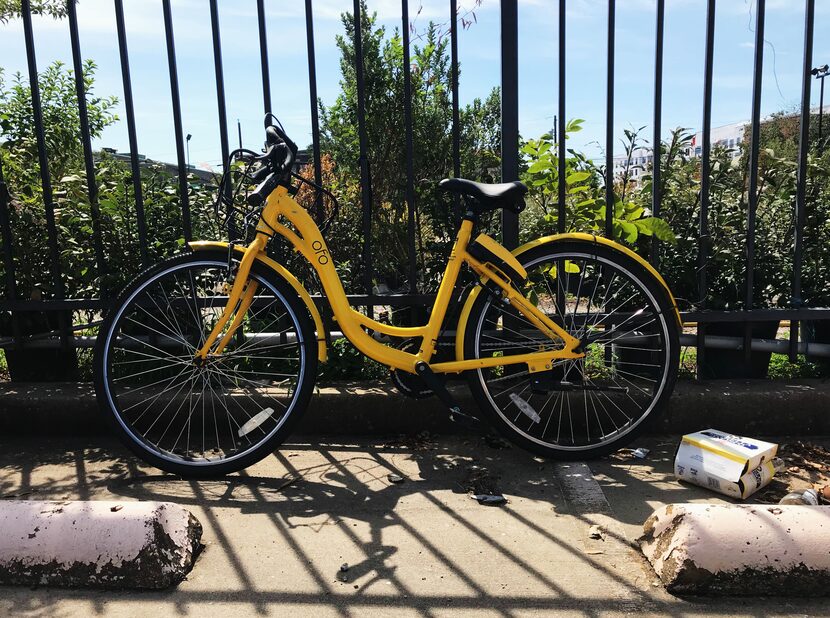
[
  {"xmin": 463, "ymin": 239, "xmax": 679, "ymax": 459},
  {"xmin": 94, "ymin": 251, "xmax": 318, "ymax": 477}
]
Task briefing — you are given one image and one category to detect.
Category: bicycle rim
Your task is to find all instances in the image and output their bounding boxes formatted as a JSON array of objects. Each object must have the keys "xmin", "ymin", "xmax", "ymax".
[
  {"xmin": 470, "ymin": 249, "xmax": 673, "ymax": 452},
  {"xmin": 100, "ymin": 258, "xmax": 308, "ymax": 468}
]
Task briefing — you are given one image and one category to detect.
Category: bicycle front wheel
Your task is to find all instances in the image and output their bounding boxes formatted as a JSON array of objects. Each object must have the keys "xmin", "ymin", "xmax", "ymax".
[
  {"xmin": 463, "ymin": 240, "xmax": 679, "ymax": 459},
  {"xmin": 94, "ymin": 252, "xmax": 317, "ymax": 477}
]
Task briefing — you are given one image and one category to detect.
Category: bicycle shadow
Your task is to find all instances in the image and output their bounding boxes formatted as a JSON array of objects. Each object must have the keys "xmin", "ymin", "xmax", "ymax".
[{"xmin": 6, "ymin": 434, "xmax": 825, "ymax": 616}]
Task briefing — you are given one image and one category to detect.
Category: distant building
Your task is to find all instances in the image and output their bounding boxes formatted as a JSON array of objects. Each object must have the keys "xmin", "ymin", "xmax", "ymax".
[
  {"xmin": 612, "ymin": 120, "xmax": 746, "ymax": 183},
  {"xmin": 99, "ymin": 148, "xmax": 215, "ymax": 182},
  {"xmin": 98, "ymin": 147, "xmax": 314, "ymax": 182},
  {"xmin": 612, "ymin": 104, "xmax": 828, "ymax": 185}
]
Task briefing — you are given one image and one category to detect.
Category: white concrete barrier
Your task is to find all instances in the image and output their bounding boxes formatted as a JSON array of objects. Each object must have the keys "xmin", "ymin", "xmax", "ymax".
[
  {"xmin": 640, "ymin": 503, "xmax": 830, "ymax": 595},
  {"xmin": 0, "ymin": 500, "xmax": 202, "ymax": 589}
]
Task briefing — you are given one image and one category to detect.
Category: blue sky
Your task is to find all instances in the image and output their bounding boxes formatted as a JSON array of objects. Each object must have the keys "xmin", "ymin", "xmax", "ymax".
[{"xmin": 1, "ymin": 0, "xmax": 828, "ymax": 170}]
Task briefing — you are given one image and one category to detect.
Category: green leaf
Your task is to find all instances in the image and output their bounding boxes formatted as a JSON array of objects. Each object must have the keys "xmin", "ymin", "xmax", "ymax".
[
  {"xmin": 626, "ymin": 206, "xmax": 644, "ymax": 219},
  {"xmin": 565, "ymin": 171, "xmax": 590, "ymax": 184},
  {"xmin": 618, "ymin": 220, "xmax": 638, "ymax": 243},
  {"xmin": 527, "ymin": 159, "xmax": 550, "ymax": 174},
  {"xmin": 634, "ymin": 217, "xmax": 676, "ymax": 243}
]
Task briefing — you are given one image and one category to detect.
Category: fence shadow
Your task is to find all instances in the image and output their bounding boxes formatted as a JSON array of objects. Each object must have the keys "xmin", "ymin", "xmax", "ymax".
[{"xmin": 0, "ymin": 435, "xmax": 825, "ymax": 617}]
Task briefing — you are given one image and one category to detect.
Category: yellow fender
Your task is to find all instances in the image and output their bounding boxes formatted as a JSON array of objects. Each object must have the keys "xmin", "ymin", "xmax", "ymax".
[
  {"xmin": 188, "ymin": 241, "xmax": 327, "ymax": 362},
  {"xmin": 455, "ymin": 233, "xmax": 681, "ymax": 362}
]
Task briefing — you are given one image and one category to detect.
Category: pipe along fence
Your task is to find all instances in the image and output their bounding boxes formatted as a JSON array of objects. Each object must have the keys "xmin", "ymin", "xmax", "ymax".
[{"xmin": 0, "ymin": 0, "xmax": 829, "ymax": 382}]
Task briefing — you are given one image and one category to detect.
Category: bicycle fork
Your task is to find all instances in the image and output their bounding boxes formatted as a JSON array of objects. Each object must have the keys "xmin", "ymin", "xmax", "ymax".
[{"xmin": 194, "ymin": 236, "xmax": 265, "ymax": 363}]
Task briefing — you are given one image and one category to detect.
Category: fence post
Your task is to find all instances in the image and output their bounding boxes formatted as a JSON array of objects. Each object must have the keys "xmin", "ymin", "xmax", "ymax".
[
  {"xmin": 114, "ymin": 0, "xmax": 149, "ymax": 267},
  {"xmin": 697, "ymin": 0, "xmax": 716, "ymax": 379},
  {"xmin": 604, "ymin": 0, "xmax": 616, "ymax": 239},
  {"xmin": 556, "ymin": 0, "xmax": 566, "ymax": 233},
  {"xmin": 162, "ymin": 0, "xmax": 192, "ymax": 243},
  {"xmin": 791, "ymin": 0, "xmax": 815, "ymax": 361},
  {"xmin": 209, "ymin": 0, "xmax": 230, "ymax": 172},
  {"xmin": 403, "ymin": 1, "xmax": 418, "ymax": 296},
  {"xmin": 22, "ymin": 0, "xmax": 72, "ymax": 354},
  {"xmin": 500, "ymin": 0, "xmax": 519, "ymax": 249},
  {"xmin": 68, "ymin": 0, "xmax": 108, "ymax": 295},
  {"xmin": 650, "ymin": 0, "xmax": 665, "ymax": 265},
  {"xmin": 352, "ymin": 0, "xmax": 374, "ymax": 312},
  {"xmin": 744, "ymin": 0, "xmax": 766, "ymax": 362},
  {"xmin": 257, "ymin": 0, "xmax": 272, "ymax": 116},
  {"xmin": 304, "ymin": 0, "xmax": 323, "ymax": 199}
]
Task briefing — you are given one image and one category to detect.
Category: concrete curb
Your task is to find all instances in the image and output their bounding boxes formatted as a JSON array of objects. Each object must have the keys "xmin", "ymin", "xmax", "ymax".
[
  {"xmin": 639, "ymin": 503, "xmax": 830, "ymax": 596},
  {"xmin": 1, "ymin": 379, "xmax": 830, "ymax": 435},
  {"xmin": 0, "ymin": 500, "xmax": 202, "ymax": 589}
]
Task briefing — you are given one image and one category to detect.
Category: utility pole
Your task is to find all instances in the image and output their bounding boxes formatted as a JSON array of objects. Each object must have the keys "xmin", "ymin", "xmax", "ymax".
[
  {"xmin": 812, "ymin": 64, "xmax": 829, "ymax": 152},
  {"xmin": 237, "ymin": 119, "xmax": 242, "ymax": 149}
]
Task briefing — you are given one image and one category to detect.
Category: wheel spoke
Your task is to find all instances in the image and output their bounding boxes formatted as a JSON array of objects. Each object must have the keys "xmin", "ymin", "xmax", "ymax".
[
  {"xmin": 101, "ymin": 258, "xmax": 312, "ymax": 471},
  {"xmin": 471, "ymin": 249, "xmax": 674, "ymax": 452}
]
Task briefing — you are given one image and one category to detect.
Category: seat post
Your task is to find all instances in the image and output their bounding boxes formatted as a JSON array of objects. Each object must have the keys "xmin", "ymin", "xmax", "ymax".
[{"xmin": 459, "ymin": 195, "xmax": 482, "ymax": 224}]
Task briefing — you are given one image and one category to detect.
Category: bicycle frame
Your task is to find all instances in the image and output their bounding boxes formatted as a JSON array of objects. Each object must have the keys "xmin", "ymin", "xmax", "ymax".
[{"xmin": 195, "ymin": 185, "xmax": 583, "ymax": 374}]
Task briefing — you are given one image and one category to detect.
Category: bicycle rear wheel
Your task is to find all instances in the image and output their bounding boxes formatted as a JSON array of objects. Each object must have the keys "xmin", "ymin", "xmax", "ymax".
[
  {"xmin": 463, "ymin": 240, "xmax": 679, "ymax": 459},
  {"xmin": 94, "ymin": 252, "xmax": 317, "ymax": 477}
]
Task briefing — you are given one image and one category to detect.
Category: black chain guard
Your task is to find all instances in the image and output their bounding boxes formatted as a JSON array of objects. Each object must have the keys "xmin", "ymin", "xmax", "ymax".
[{"xmin": 390, "ymin": 339, "xmax": 433, "ymax": 399}]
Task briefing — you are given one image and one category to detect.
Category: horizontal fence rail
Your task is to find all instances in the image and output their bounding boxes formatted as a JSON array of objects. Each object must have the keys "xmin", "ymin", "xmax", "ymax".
[{"xmin": 0, "ymin": 0, "xmax": 827, "ymax": 375}]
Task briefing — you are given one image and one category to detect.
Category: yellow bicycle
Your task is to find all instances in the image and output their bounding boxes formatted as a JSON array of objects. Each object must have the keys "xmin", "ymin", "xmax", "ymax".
[{"xmin": 94, "ymin": 117, "xmax": 681, "ymax": 476}]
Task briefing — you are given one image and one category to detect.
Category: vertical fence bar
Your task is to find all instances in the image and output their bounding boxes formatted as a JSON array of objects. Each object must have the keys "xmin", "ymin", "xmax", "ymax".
[
  {"xmin": 209, "ymin": 0, "xmax": 230, "ymax": 171},
  {"xmin": 68, "ymin": 0, "xmax": 108, "ymax": 293},
  {"xmin": 697, "ymin": 0, "xmax": 716, "ymax": 378},
  {"xmin": 352, "ymin": 0, "xmax": 374, "ymax": 306},
  {"xmin": 162, "ymin": 0, "xmax": 191, "ymax": 243},
  {"xmin": 0, "ymin": 154, "xmax": 21, "ymax": 346},
  {"xmin": 450, "ymin": 0, "xmax": 461, "ymax": 182},
  {"xmin": 791, "ymin": 0, "xmax": 814, "ymax": 361},
  {"xmin": 257, "ymin": 0, "xmax": 272, "ymax": 116},
  {"xmin": 744, "ymin": 0, "xmax": 765, "ymax": 362},
  {"xmin": 604, "ymin": 0, "xmax": 615, "ymax": 239},
  {"xmin": 500, "ymin": 0, "xmax": 519, "ymax": 249},
  {"xmin": 114, "ymin": 0, "xmax": 148, "ymax": 266},
  {"xmin": 304, "ymin": 0, "xmax": 322, "ymax": 191},
  {"xmin": 650, "ymin": 0, "xmax": 665, "ymax": 265},
  {"xmin": 22, "ymin": 0, "xmax": 71, "ymax": 348},
  {"xmin": 556, "ymin": 0, "xmax": 566, "ymax": 233},
  {"xmin": 402, "ymin": 0, "xmax": 418, "ymax": 296}
]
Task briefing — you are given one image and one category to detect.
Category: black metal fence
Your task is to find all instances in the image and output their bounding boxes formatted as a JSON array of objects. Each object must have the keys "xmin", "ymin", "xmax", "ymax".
[{"xmin": 0, "ymin": 0, "xmax": 828, "ymax": 378}]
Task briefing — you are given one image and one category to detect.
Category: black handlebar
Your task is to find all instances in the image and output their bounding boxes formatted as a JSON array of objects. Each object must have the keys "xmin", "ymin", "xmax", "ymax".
[{"xmin": 245, "ymin": 116, "xmax": 298, "ymax": 207}]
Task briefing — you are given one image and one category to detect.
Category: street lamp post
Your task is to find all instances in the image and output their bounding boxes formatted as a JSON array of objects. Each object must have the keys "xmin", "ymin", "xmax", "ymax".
[
  {"xmin": 812, "ymin": 64, "xmax": 829, "ymax": 152},
  {"xmin": 186, "ymin": 133, "xmax": 192, "ymax": 170}
]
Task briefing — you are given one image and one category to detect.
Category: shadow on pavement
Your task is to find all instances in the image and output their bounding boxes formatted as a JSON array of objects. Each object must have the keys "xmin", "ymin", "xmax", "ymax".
[{"xmin": 0, "ymin": 435, "xmax": 826, "ymax": 616}]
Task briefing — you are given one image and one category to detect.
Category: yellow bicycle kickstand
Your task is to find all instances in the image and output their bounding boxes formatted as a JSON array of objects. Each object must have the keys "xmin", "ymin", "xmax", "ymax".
[{"xmin": 194, "ymin": 236, "xmax": 264, "ymax": 362}]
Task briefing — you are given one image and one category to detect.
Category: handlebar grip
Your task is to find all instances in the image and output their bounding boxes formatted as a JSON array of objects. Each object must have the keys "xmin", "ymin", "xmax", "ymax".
[
  {"xmin": 266, "ymin": 123, "xmax": 297, "ymax": 155},
  {"xmin": 246, "ymin": 173, "xmax": 280, "ymax": 208}
]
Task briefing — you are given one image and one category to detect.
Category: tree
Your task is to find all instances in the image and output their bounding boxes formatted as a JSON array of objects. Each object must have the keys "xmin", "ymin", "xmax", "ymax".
[
  {"xmin": 318, "ymin": 1, "xmax": 501, "ymax": 293},
  {"xmin": 0, "ymin": 60, "xmax": 219, "ymax": 380},
  {"xmin": 0, "ymin": 0, "xmax": 68, "ymax": 23},
  {"xmin": 519, "ymin": 121, "xmax": 674, "ymax": 248},
  {"xmin": 0, "ymin": 61, "xmax": 118, "ymax": 299}
]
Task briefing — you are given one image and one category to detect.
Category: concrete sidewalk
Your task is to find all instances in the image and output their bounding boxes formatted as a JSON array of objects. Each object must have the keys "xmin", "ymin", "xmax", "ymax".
[{"xmin": 0, "ymin": 434, "xmax": 825, "ymax": 617}]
